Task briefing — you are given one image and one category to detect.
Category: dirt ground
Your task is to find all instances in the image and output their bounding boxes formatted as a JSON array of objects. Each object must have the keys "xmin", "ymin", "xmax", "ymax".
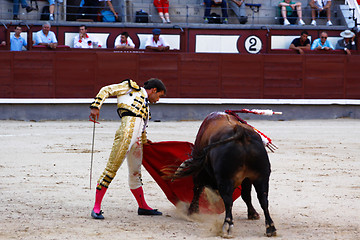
[{"xmin": 1, "ymin": 118, "xmax": 359, "ymax": 240}]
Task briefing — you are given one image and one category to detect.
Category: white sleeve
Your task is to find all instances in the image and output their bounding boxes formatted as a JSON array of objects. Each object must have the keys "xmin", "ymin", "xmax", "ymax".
[
  {"xmin": 160, "ymin": 37, "xmax": 169, "ymax": 47},
  {"xmin": 51, "ymin": 32, "xmax": 58, "ymax": 43},
  {"xmin": 97, "ymin": 39, "xmax": 103, "ymax": 48},
  {"xmin": 34, "ymin": 32, "xmax": 41, "ymax": 45},
  {"xmin": 73, "ymin": 36, "xmax": 80, "ymax": 48},
  {"xmin": 128, "ymin": 38, "xmax": 135, "ymax": 47}
]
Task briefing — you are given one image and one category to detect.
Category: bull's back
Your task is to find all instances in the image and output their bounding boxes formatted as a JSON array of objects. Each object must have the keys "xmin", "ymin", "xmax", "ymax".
[{"xmin": 194, "ymin": 112, "xmax": 242, "ymax": 147}]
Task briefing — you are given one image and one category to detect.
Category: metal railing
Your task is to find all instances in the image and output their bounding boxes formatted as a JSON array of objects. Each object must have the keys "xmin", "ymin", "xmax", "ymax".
[
  {"xmin": 0, "ymin": 1, "xmax": 344, "ymax": 26},
  {"xmin": 345, "ymin": 0, "xmax": 360, "ymax": 27}
]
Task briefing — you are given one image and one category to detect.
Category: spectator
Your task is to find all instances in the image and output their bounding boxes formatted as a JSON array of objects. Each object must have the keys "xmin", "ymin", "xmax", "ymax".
[
  {"xmin": 204, "ymin": 0, "xmax": 229, "ymax": 24},
  {"xmin": 10, "ymin": 25, "xmax": 27, "ymax": 51},
  {"xmin": 335, "ymin": 29, "xmax": 356, "ymax": 55},
  {"xmin": 99, "ymin": 0, "xmax": 119, "ymax": 21},
  {"xmin": 115, "ymin": 32, "xmax": 135, "ymax": 49},
  {"xmin": 289, "ymin": 30, "xmax": 311, "ymax": 54},
  {"xmin": 311, "ymin": 31, "xmax": 334, "ymax": 51},
  {"xmin": 145, "ymin": 29, "xmax": 170, "ymax": 52},
  {"xmin": 73, "ymin": 25, "xmax": 102, "ymax": 48},
  {"xmin": 34, "ymin": 22, "xmax": 58, "ymax": 49},
  {"xmin": 0, "ymin": 40, "xmax": 5, "ymax": 47},
  {"xmin": 13, "ymin": 0, "xmax": 36, "ymax": 20},
  {"xmin": 48, "ymin": 0, "xmax": 55, "ymax": 21},
  {"xmin": 309, "ymin": 0, "xmax": 332, "ymax": 26},
  {"xmin": 80, "ymin": 0, "xmax": 118, "ymax": 21},
  {"xmin": 228, "ymin": 0, "xmax": 248, "ymax": 24},
  {"xmin": 278, "ymin": 0, "xmax": 305, "ymax": 26},
  {"xmin": 154, "ymin": 0, "xmax": 171, "ymax": 23}
]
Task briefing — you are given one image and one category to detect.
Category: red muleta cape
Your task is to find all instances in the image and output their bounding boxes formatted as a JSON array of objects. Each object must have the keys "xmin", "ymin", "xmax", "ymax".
[{"xmin": 142, "ymin": 141, "xmax": 242, "ymax": 214}]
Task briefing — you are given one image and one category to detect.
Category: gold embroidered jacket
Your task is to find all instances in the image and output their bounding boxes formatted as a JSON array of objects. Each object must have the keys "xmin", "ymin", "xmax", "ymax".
[
  {"xmin": 90, "ymin": 79, "xmax": 149, "ymax": 142},
  {"xmin": 90, "ymin": 79, "xmax": 149, "ymax": 120}
]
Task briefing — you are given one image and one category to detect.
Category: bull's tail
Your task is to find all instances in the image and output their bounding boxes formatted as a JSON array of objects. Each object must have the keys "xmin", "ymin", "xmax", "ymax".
[{"xmin": 172, "ymin": 125, "xmax": 245, "ymax": 180}]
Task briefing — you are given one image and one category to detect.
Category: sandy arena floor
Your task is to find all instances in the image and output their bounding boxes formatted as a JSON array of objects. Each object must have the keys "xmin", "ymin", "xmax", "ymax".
[{"xmin": 1, "ymin": 118, "xmax": 359, "ymax": 239}]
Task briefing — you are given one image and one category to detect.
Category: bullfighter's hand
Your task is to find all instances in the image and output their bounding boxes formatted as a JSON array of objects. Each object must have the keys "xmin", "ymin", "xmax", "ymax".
[{"xmin": 90, "ymin": 108, "xmax": 100, "ymax": 121}]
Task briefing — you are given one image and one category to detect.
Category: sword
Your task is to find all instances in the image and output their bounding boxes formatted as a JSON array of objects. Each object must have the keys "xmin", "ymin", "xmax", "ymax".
[{"xmin": 89, "ymin": 115, "xmax": 99, "ymax": 190}]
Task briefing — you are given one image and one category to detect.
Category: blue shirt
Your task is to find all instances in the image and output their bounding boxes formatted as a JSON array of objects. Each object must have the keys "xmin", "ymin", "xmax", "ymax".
[
  {"xmin": 34, "ymin": 30, "xmax": 58, "ymax": 45},
  {"xmin": 311, "ymin": 38, "xmax": 334, "ymax": 50},
  {"xmin": 10, "ymin": 35, "xmax": 27, "ymax": 51}
]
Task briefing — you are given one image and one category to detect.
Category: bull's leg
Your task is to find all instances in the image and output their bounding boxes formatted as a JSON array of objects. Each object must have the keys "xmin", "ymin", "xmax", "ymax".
[
  {"xmin": 253, "ymin": 179, "xmax": 277, "ymax": 237},
  {"xmin": 218, "ymin": 180, "xmax": 235, "ymax": 237},
  {"xmin": 241, "ymin": 178, "xmax": 260, "ymax": 220},
  {"xmin": 188, "ymin": 184, "xmax": 203, "ymax": 215}
]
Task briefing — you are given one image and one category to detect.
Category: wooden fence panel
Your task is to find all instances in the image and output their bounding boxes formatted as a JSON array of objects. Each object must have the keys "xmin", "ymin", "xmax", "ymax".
[
  {"xmin": 12, "ymin": 52, "xmax": 55, "ymax": 98},
  {"xmin": 0, "ymin": 52, "xmax": 360, "ymax": 99},
  {"xmin": 221, "ymin": 54, "xmax": 263, "ymax": 98},
  {"xmin": 55, "ymin": 52, "xmax": 97, "ymax": 98},
  {"xmin": 263, "ymin": 55, "xmax": 304, "ymax": 98},
  {"xmin": 304, "ymin": 55, "xmax": 345, "ymax": 99},
  {"xmin": 179, "ymin": 54, "xmax": 220, "ymax": 98}
]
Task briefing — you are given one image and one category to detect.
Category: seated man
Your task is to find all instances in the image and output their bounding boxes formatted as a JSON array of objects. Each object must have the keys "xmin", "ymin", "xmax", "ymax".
[
  {"xmin": 289, "ymin": 30, "xmax": 311, "ymax": 54},
  {"xmin": 335, "ymin": 30, "xmax": 356, "ymax": 55},
  {"xmin": 154, "ymin": 0, "xmax": 171, "ymax": 23},
  {"xmin": 13, "ymin": 0, "xmax": 36, "ymax": 20},
  {"xmin": 311, "ymin": 31, "xmax": 334, "ymax": 51},
  {"xmin": 228, "ymin": 0, "xmax": 248, "ymax": 24},
  {"xmin": 80, "ymin": 0, "xmax": 119, "ymax": 22},
  {"xmin": 145, "ymin": 29, "xmax": 169, "ymax": 52},
  {"xmin": 204, "ymin": 0, "xmax": 229, "ymax": 24},
  {"xmin": 309, "ymin": 0, "xmax": 332, "ymax": 26},
  {"xmin": 34, "ymin": 22, "xmax": 58, "ymax": 49},
  {"xmin": 73, "ymin": 25, "xmax": 102, "ymax": 48},
  {"xmin": 10, "ymin": 25, "xmax": 27, "ymax": 51},
  {"xmin": 278, "ymin": 0, "xmax": 305, "ymax": 25},
  {"xmin": 115, "ymin": 32, "xmax": 135, "ymax": 49}
]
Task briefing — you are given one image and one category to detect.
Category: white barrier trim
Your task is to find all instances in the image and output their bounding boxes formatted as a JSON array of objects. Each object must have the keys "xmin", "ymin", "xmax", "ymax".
[{"xmin": 1, "ymin": 98, "xmax": 360, "ymax": 105}]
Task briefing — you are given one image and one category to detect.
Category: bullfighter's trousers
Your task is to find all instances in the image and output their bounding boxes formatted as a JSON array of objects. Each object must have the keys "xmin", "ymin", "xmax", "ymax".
[{"xmin": 97, "ymin": 116, "xmax": 144, "ymax": 190}]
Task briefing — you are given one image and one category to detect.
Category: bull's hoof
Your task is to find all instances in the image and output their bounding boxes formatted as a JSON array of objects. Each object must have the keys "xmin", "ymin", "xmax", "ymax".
[
  {"xmin": 248, "ymin": 211, "xmax": 260, "ymax": 220},
  {"xmin": 222, "ymin": 221, "xmax": 233, "ymax": 238},
  {"xmin": 265, "ymin": 224, "xmax": 277, "ymax": 237},
  {"xmin": 187, "ymin": 208, "xmax": 197, "ymax": 215}
]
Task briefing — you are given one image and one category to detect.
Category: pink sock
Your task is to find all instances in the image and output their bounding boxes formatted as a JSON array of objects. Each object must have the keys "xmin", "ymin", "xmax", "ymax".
[
  {"xmin": 130, "ymin": 187, "xmax": 152, "ymax": 210},
  {"xmin": 93, "ymin": 186, "xmax": 107, "ymax": 213}
]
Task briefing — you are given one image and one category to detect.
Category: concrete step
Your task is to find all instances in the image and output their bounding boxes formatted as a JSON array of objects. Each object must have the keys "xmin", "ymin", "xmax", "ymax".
[{"xmin": 130, "ymin": 1, "xmax": 344, "ymax": 25}]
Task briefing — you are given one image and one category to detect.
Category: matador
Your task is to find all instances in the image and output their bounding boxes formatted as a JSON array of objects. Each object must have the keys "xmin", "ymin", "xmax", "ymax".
[{"xmin": 89, "ymin": 78, "xmax": 167, "ymax": 219}]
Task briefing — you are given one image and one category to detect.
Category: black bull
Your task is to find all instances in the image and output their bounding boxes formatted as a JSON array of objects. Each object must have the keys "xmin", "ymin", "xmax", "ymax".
[{"xmin": 173, "ymin": 112, "xmax": 276, "ymax": 237}]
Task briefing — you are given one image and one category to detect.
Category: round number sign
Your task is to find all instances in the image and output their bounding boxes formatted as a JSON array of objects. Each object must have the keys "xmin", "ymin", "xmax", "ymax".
[{"xmin": 244, "ymin": 36, "xmax": 262, "ymax": 54}]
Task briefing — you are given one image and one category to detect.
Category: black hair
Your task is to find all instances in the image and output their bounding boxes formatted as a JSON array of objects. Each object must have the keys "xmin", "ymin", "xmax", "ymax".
[
  {"xmin": 15, "ymin": 24, "xmax": 22, "ymax": 29},
  {"xmin": 301, "ymin": 31, "xmax": 309, "ymax": 36},
  {"xmin": 143, "ymin": 78, "xmax": 167, "ymax": 94},
  {"xmin": 121, "ymin": 32, "xmax": 129, "ymax": 38},
  {"xmin": 80, "ymin": 25, "xmax": 87, "ymax": 30}
]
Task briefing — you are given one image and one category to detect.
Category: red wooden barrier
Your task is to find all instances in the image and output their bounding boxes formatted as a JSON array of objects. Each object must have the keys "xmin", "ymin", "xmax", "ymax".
[{"xmin": 1, "ymin": 51, "xmax": 359, "ymax": 99}]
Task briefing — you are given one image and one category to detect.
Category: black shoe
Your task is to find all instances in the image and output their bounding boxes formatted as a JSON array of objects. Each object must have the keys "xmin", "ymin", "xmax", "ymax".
[
  {"xmin": 91, "ymin": 209, "xmax": 104, "ymax": 219},
  {"xmin": 26, "ymin": 6, "xmax": 36, "ymax": 13},
  {"xmin": 138, "ymin": 208, "xmax": 162, "ymax": 216},
  {"xmin": 13, "ymin": 15, "xmax": 19, "ymax": 20}
]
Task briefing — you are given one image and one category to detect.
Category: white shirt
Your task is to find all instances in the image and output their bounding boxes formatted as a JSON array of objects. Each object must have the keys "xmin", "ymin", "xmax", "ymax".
[
  {"xmin": 313, "ymin": 0, "xmax": 331, "ymax": 8},
  {"xmin": 145, "ymin": 36, "xmax": 169, "ymax": 48},
  {"xmin": 73, "ymin": 34, "xmax": 102, "ymax": 48},
  {"xmin": 34, "ymin": 30, "xmax": 57, "ymax": 45},
  {"xmin": 114, "ymin": 36, "xmax": 135, "ymax": 48}
]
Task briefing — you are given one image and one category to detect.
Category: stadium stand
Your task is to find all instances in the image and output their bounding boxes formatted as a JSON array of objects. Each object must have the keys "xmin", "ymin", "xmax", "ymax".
[{"xmin": 0, "ymin": 0, "xmax": 352, "ymax": 26}]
